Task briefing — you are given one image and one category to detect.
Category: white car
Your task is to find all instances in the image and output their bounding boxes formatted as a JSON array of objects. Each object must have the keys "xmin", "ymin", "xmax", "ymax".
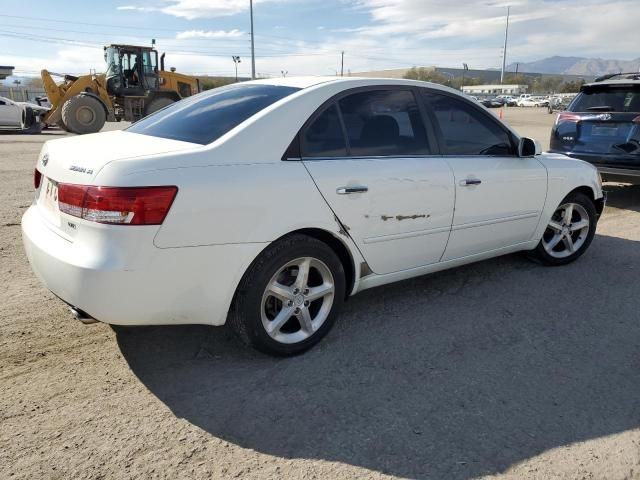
[
  {"xmin": 0, "ymin": 96, "xmax": 44, "ymax": 132},
  {"xmin": 22, "ymin": 77, "xmax": 605, "ymax": 355},
  {"xmin": 517, "ymin": 96, "xmax": 548, "ymax": 107}
]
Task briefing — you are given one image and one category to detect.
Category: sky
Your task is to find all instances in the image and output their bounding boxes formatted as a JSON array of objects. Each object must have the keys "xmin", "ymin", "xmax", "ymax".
[{"xmin": 0, "ymin": 0, "xmax": 637, "ymax": 79}]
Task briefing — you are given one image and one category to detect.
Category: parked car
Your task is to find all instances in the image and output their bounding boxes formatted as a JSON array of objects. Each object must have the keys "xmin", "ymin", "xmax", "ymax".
[
  {"xmin": 0, "ymin": 96, "xmax": 43, "ymax": 133},
  {"xmin": 34, "ymin": 95, "xmax": 51, "ymax": 109},
  {"xmin": 547, "ymin": 95, "xmax": 574, "ymax": 114},
  {"xmin": 497, "ymin": 95, "xmax": 518, "ymax": 106},
  {"xmin": 22, "ymin": 77, "xmax": 605, "ymax": 355},
  {"xmin": 480, "ymin": 96, "xmax": 503, "ymax": 108},
  {"xmin": 550, "ymin": 72, "xmax": 640, "ymax": 184},
  {"xmin": 518, "ymin": 96, "xmax": 547, "ymax": 107}
]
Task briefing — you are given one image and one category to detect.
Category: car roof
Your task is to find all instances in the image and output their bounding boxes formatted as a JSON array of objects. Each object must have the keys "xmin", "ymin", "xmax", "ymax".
[
  {"xmin": 584, "ymin": 73, "xmax": 640, "ymax": 88},
  {"xmin": 245, "ymin": 75, "xmax": 458, "ymax": 92}
]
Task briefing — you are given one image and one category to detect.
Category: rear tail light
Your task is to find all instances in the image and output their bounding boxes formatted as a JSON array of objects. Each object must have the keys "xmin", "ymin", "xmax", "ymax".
[
  {"xmin": 556, "ymin": 113, "xmax": 582, "ymax": 124},
  {"xmin": 633, "ymin": 116, "xmax": 640, "ymax": 124},
  {"xmin": 34, "ymin": 169, "xmax": 42, "ymax": 189},
  {"xmin": 57, "ymin": 184, "xmax": 178, "ymax": 225}
]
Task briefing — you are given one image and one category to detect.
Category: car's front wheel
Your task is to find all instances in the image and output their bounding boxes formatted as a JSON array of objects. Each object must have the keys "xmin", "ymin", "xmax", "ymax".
[
  {"xmin": 229, "ymin": 234, "xmax": 346, "ymax": 356},
  {"xmin": 530, "ymin": 192, "xmax": 597, "ymax": 266}
]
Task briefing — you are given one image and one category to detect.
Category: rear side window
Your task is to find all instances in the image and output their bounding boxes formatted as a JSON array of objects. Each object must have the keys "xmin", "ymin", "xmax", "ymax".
[
  {"xmin": 338, "ymin": 90, "xmax": 430, "ymax": 156},
  {"xmin": 424, "ymin": 92, "xmax": 516, "ymax": 156},
  {"xmin": 570, "ymin": 86, "xmax": 640, "ymax": 113},
  {"xmin": 301, "ymin": 104, "xmax": 348, "ymax": 157},
  {"xmin": 128, "ymin": 84, "xmax": 300, "ymax": 145}
]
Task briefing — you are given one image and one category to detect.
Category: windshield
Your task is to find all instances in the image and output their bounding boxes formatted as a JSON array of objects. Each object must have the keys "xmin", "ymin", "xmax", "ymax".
[
  {"xmin": 127, "ymin": 83, "xmax": 301, "ymax": 145},
  {"xmin": 571, "ymin": 86, "xmax": 640, "ymax": 112}
]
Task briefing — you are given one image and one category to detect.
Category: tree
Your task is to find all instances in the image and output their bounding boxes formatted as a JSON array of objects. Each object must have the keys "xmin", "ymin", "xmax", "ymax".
[
  {"xmin": 198, "ymin": 76, "xmax": 235, "ymax": 91},
  {"xmin": 403, "ymin": 67, "xmax": 449, "ymax": 85},
  {"xmin": 503, "ymin": 74, "xmax": 532, "ymax": 89},
  {"xmin": 560, "ymin": 79, "xmax": 585, "ymax": 93}
]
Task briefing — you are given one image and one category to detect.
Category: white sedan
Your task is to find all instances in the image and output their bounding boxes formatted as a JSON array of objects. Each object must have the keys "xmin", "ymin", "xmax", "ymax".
[
  {"xmin": 22, "ymin": 77, "xmax": 604, "ymax": 355},
  {"xmin": 0, "ymin": 96, "xmax": 45, "ymax": 132},
  {"xmin": 517, "ymin": 97, "xmax": 548, "ymax": 107}
]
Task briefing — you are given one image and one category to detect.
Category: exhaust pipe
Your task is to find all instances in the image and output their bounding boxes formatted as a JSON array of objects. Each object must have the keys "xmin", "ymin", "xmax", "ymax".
[{"xmin": 70, "ymin": 306, "xmax": 99, "ymax": 325}]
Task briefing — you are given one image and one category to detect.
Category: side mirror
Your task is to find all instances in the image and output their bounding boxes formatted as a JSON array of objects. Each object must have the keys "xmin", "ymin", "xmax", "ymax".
[{"xmin": 518, "ymin": 137, "xmax": 539, "ymax": 157}]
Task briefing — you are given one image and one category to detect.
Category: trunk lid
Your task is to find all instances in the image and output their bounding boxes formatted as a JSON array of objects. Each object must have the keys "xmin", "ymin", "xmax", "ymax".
[
  {"xmin": 38, "ymin": 130, "xmax": 198, "ymax": 184},
  {"xmin": 34, "ymin": 130, "xmax": 197, "ymax": 238}
]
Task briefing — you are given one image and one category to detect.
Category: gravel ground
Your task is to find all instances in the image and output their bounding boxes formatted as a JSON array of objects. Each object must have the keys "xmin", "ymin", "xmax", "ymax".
[{"xmin": 1, "ymin": 110, "xmax": 640, "ymax": 480}]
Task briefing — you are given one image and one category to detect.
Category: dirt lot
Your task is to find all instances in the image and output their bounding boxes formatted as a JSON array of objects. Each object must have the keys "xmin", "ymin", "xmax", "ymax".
[{"xmin": 2, "ymin": 109, "xmax": 640, "ymax": 480}]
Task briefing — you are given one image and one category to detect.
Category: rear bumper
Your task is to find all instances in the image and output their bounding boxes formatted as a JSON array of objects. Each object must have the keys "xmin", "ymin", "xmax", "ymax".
[
  {"xmin": 548, "ymin": 150, "xmax": 640, "ymax": 183},
  {"xmin": 21, "ymin": 206, "xmax": 266, "ymax": 326}
]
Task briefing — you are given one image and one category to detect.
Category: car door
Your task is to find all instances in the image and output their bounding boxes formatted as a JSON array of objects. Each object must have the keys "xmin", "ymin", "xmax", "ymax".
[
  {"xmin": 0, "ymin": 97, "xmax": 21, "ymax": 127},
  {"xmin": 296, "ymin": 88, "xmax": 455, "ymax": 275},
  {"xmin": 421, "ymin": 90, "xmax": 547, "ymax": 260}
]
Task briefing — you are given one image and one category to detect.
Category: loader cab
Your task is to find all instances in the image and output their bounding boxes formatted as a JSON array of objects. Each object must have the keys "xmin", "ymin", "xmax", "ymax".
[{"xmin": 104, "ymin": 45, "xmax": 159, "ymax": 96}]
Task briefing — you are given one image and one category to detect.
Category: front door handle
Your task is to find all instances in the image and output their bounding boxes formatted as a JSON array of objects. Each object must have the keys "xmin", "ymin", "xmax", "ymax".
[
  {"xmin": 336, "ymin": 186, "xmax": 368, "ymax": 194},
  {"xmin": 460, "ymin": 179, "xmax": 482, "ymax": 186}
]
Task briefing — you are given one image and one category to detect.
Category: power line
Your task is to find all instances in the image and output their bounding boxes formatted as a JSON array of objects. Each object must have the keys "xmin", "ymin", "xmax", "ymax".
[{"xmin": 0, "ymin": 13, "xmax": 179, "ymax": 32}]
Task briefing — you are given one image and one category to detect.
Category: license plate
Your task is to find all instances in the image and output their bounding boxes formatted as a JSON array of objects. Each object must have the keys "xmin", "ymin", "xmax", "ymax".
[
  {"xmin": 39, "ymin": 177, "xmax": 61, "ymax": 223},
  {"xmin": 592, "ymin": 126, "xmax": 618, "ymax": 136}
]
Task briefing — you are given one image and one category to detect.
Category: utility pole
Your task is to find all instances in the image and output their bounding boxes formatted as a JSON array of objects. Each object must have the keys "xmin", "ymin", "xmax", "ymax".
[
  {"xmin": 500, "ymin": 5, "xmax": 510, "ymax": 85},
  {"xmin": 232, "ymin": 56, "xmax": 241, "ymax": 82},
  {"xmin": 250, "ymin": 0, "xmax": 256, "ymax": 79},
  {"xmin": 462, "ymin": 63, "xmax": 469, "ymax": 91},
  {"xmin": 340, "ymin": 51, "xmax": 344, "ymax": 77}
]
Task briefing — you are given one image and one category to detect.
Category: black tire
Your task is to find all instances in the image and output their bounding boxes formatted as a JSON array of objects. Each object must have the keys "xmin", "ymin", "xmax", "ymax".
[
  {"xmin": 24, "ymin": 106, "xmax": 35, "ymax": 127},
  {"xmin": 57, "ymin": 117, "xmax": 71, "ymax": 132},
  {"xmin": 529, "ymin": 191, "xmax": 597, "ymax": 266},
  {"xmin": 144, "ymin": 97, "xmax": 175, "ymax": 117},
  {"xmin": 228, "ymin": 234, "xmax": 346, "ymax": 356},
  {"xmin": 61, "ymin": 95, "xmax": 106, "ymax": 134},
  {"xmin": 22, "ymin": 121, "xmax": 43, "ymax": 134}
]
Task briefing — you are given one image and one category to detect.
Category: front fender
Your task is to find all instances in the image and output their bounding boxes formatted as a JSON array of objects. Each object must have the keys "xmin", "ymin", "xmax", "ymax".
[{"xmin": 533, "ymin": 153, "xmax": 603, "ymax": 241}]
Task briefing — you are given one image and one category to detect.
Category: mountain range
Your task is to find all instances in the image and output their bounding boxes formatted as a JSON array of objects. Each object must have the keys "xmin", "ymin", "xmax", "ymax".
[{"xmin": 508, "ymin": 56, "xmax": 640, "ymax": 76}]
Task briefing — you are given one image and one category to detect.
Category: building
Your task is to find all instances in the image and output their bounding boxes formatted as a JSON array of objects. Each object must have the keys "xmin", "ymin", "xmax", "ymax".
[
  {"xmin": 462, "ymin": 84, "xmax": 528, "ymax": 95},
  {"xmin": 0, "ymin": 66, "xmax": 15, "ymax": 80}
]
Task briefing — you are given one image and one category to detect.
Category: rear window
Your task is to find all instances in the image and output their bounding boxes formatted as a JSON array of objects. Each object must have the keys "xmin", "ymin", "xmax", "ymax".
[
  {"xmin": 571, "ymin": 86, "xmax": 640, "ymax": 113},
  {"xmin": 127, "ymin": 84, "xmax": 300, "ymax": 145}
]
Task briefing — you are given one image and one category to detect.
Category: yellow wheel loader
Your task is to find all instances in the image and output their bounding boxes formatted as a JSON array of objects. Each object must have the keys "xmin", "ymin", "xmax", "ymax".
[{"xmin": 41, "ymin": 44, "xmax": 200, "ymax": 134}]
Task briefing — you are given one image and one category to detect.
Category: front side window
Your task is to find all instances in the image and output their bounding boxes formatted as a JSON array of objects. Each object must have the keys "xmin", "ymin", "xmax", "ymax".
[
  {"xmin": 424, "ymin": 92, "xmax": 516, "ymax": 156},
  {"xmin": 338, "ymin": 90, "xmax": 430, "ymax": 156},
  {"xmin": 127, "ymin": 84, "xmax": 300, "ymax": 145}
]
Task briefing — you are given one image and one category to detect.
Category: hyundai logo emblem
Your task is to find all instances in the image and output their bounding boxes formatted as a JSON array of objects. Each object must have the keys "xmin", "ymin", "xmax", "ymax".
[
  {"xmin": 41, "ymin": 154, "xmax": 49, "ymax": 167},
  {"xmin": 598, "ymin": 113, "xmax": 612, "ymax": 121}
]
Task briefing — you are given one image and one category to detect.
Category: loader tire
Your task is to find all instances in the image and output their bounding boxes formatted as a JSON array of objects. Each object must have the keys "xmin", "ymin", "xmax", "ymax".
[
  {"xmin": 61, "ymin": 95, "xmax": 106, "ymax": 134},
  {"xmin": 57, "ymin": 118, "xmax": 71, "ymax": 132},
  {"xmin": 144, "ymin": 97, "xmax": 175, "ymax": 117}
]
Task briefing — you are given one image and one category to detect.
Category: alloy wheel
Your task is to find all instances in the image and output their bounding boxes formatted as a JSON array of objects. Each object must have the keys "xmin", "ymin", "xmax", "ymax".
[
  {"xmin": 542, "ymin": 202, "xmax": 590, "ymax": 259},
  {"xmin": 261, "ymin": 257, "xmax": 335, "ymax": 344}
]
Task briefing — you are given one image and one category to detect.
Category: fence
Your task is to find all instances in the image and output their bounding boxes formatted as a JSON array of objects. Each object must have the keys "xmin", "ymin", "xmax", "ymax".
[{"xmin": 0, "ymin": 89, "xmax": 46, "ymax": 102}]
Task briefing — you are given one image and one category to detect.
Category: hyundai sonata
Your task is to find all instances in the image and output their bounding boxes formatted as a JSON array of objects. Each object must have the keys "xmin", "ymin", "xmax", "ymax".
[{"xmin": 23, "ymin": 77, "xmax": 605, "ymax": 355}]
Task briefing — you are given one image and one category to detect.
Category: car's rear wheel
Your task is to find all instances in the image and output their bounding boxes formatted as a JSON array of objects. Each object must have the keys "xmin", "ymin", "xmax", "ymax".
[
  {"xmin": 229, "ymin": 234, "xmax": 345, "ymax": 356},
  {"xmin": 530, "ymin": 192, "xmax": 597, "ymax": 266}
]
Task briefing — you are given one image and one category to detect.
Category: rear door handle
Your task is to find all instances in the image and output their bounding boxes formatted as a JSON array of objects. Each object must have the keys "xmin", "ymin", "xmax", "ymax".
[
  {"xmin": 336, "ymin": 186, "xmax": 368, "ymax": 194},
  {"xmin": 460, "ymin": 179, "xmax": 482, "ymax": 186}
]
